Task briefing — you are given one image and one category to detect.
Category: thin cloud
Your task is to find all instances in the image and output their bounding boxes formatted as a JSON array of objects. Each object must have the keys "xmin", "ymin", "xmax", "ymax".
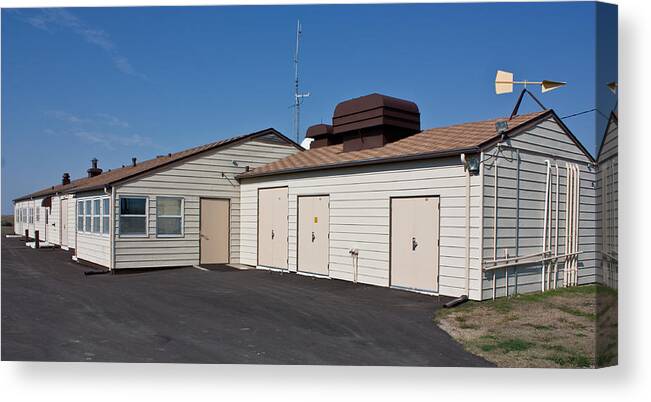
[
  {"xmin": 95, "ymin": 113, "xmax": 130, "ymax": 128},
  {"xmin": 19, "ymin": 8, "xmax": 144, "ymax": 78},
  {"xmin": 46, "ymin": 110, "xmax": 87, "ymax": 124},
  {"xmin": 73, "ymin": 131, "xmax": 154, "ymax": 150}
]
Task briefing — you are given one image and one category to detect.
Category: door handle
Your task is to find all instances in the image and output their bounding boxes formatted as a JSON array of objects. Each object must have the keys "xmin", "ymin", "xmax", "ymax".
[
  {"xmin": 311, "ymin": 232, "xmax": 315, "ymax": 242},
  {"xmin": 412, "ymin": 237, "xmax": 418, "ymax": 251},
  {"xmin": 271, "ymin": 229, "xmax": 275, "ymax": 239}
]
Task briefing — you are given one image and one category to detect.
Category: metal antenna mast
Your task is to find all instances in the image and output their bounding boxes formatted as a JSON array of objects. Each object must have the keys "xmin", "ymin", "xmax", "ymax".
[{"xmin": 293, "ymin": 20, "xmax": 310, "ymax": 143}]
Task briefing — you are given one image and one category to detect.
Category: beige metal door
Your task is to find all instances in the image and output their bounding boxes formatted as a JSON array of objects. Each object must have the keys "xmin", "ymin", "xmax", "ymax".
[
  {"xmin": 61, "ymin": 198, "xmax": 69, "ymax": 247},
  {"xmin": 200, "ymin": 198, "xmax": 230, "ymax": 264},
  {"xmin": 391, "ymin": 197, "xmax": 439, "ymax": 292},
  {"xmin": 298, "ymin": 195, "xmax": 330, "ymax": 276},
  {"xmin": 258, "ymin": 187, "xmax": 288, "ymax": 269}
]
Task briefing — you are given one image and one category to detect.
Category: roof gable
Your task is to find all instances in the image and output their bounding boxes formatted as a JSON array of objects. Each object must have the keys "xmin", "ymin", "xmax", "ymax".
[{"xmin": 14, "ymin": 128, "xmax": 300, "ymax": 201}]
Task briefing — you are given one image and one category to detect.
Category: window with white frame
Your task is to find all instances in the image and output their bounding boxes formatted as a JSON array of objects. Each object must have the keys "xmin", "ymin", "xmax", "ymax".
[
  {"xmin": 102, "ymin": 198, "xmax": 110, "ymax": 235},
  {"xmin": 92, "ymin": 199, "xmax": 101, "ymax": 233},
  {"xmin": 77, "ymin": 201, "xmax": 84, "ymax": 231},
  {"xmin": 28, "ymin": 207, "xmax": 33, "ymax": 224},
  {"xmin": 84, "ymin": 200, "xmax": 92, "ymax": 232},
  {"xmin": 156, "ymin": 197, "xmax": 183, "ymax": 236},
  {"xmin": 22, "ymin": 208, "xmax": 26, "ymax": 223},
  {"xmin": 119, "ymin": 197, "xmax": 147, "ymax": 236},
  {"xmin": 36, "ymin": 207, "xmax": 40, "ymax": 222}
]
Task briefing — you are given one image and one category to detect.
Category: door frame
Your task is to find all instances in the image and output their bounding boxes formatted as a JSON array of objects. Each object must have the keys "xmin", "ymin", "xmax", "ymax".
[
  {"xmin": 296, "ymin": 193, "xmax": 331, "ymax": 277},
  {"xmin": 388, "ymin": 195, "xmax": 441, "ymax": 294},
  {"xmin": 199, "ymin": 197, "xmax": 231, "ymax": 265},
  {"xmin": 60, "ymin": 197, "xmax": 68, "ymax": 248},
  {"xmin": 256, "ymin": 186, "xmax": 289, "ymax": 268}
]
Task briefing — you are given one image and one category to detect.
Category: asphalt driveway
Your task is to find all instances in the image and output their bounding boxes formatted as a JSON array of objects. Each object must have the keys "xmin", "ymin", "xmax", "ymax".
[{"xmin": 1, "ymin": 237, "xmax": 491, "ymax": 366}]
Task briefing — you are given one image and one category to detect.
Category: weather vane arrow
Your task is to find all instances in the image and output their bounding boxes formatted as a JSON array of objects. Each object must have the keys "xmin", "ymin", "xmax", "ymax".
[{"xmin": 495, "ymin": 70, "xmax": 567, "ymax": 95}]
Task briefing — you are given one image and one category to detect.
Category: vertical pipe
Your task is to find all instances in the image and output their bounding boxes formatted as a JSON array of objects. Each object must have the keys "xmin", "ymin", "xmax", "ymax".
[
  {"xmin": 493, "ymin": 154, "xmax": 498, "ymax": 260},
  {"xmin": 465, "ymin": 166, "xmax": 471, "ymax": 296},
  {"xmin": 542, "ymin": 160, "xmax": 551, "ymax": 291},
  {"xmin": 563, "ymin": 163, "xmax": 571, "ymax": 287},
  {"xmin": 554, "ymin": 164, "xmax": 560, "ymax": 288},
  {"xmin": 574, "ymin": 165, "xmax": 581, "ymax": 285},
  {"xmin": 479, "ymin": 152, "xmax": 485, "ymax": 301},
  {"xmin": 110, "ymin": 186, "xmax": 116, "ymax": 271},
  {"xmin": 35, "ymin": 230, "xmax": 40, "ymax": 249}
]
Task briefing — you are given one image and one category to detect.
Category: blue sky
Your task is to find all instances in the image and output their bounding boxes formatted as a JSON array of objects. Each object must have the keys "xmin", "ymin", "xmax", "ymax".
[{"xmin": 1, "ymin": 2, "xmax": 617, "ymax": 214}]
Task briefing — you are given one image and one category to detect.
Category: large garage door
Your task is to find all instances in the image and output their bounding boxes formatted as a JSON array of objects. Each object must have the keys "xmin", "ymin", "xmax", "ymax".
[
  {"xmin": 258, "ymin": 187, "xmax": 288, "ymax": 270},
  {"xmin": 390, "ymin": 196, "xmax": 440, "ymax": 293},
  {"xmin": 298, "ymin": 195, "xmax": 330, "ymax": 276}
]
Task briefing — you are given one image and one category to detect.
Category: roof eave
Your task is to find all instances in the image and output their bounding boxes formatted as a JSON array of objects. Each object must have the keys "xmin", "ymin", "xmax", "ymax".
[{"xmin": 237, "ymin": 146, "xmax": 481, "ymax": 180}]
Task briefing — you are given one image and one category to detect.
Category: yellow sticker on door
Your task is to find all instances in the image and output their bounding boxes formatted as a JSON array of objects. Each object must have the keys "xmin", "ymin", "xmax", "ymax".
[{"xmin": 314, "ymin": 217, "xmax": 318, "ymax": 224}]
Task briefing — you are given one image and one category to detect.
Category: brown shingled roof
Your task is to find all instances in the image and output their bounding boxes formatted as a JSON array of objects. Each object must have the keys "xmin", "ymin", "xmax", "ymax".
[
  {"xmin": 14, "ymin": 128, "xmax": 299, "ymax": 202},
  {"xmin": 238, "ymin": 110, "xmax": 550, "ymax": 179}
]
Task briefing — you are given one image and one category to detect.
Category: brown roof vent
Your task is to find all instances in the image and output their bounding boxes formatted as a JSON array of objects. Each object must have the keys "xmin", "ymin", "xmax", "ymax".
[
  {"xmin": 87, "ymin": 158, "xmax": 103, "ymax": 178},
  {"xmin": 62, "ymin": 173, "xmax": 71, "ymax": 185},
  {"xmin": 332, "ymin": 93, "xmax": 420, "ymax": 152},
  {"xmin": 132, "ymin": 157, "xmax": 137, "ymax": 167},
  {"xmin": 305, "ymin": 124, "xmax": 341, "ymax": 149}
]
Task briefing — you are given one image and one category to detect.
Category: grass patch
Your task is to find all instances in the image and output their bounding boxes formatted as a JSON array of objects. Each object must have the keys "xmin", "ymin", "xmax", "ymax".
[
  {"xmin": 546, "ymin": 353, "xmax": 592, "ymax": 368},
  {"xmin": 558, "ymin": 306, "xmax": 596, "ymax": 321},
  {"xmin": 497, "ymin": 338, "xmax": 533, "ymax": 352},
  {"xmin": 524, "ymin": 323, "xmax": 553, "ymax": 330},
  {"xmin": 435, "ymin": 284, "xmax": 617, "ymax": 368}
]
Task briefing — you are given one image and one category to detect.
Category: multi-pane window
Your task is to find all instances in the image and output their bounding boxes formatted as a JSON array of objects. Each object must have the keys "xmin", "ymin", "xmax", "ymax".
[
  {"xmin": 102, "ymin": 198, "xmax": 110, "ymax": 235},
  {"xmin": 28, "ymin": 207, "xmax": 34, "ymax": 224},
  {"xmin": 156, "ymin": 197, "xmax": 183, "ymax": 236},
  {"xmin": 84, "ymin": 200, "xmax": 92, "ymax": 232},
  {"xmin": 36, "ymin": 207, "xmax": 40, "ymax": 222},
  {"xmin": 92, "ymin": 199, "xmax": 101, "ymax": 233},
  {"xmin": 119, "ymin": 197, "xmax": 147, "ymax": 236},
  {"xmin": 77, "ymin": 201, "xmax": 84, "ymax": 231}
]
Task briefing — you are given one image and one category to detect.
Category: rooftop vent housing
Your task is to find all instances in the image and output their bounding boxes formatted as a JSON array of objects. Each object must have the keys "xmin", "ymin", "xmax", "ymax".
[
  {"xmin": 62, "ymin": 173, "xmax": 71, "ymax": 185},
  {"xmin": 87, "ymin": 158, "xmax": 103, "ymax": 178},
  {"xmin": 305, "ymin": 124, "xmax": 340, "ymax": 149},
  {"xmin": 332, "ymin": 93, "xmax": 420, "ymax": 152}
]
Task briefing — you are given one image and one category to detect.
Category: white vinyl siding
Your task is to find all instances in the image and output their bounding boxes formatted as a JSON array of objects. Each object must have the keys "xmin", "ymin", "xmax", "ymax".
[
  {"xmin": 481, "ymin": 116, "xmax": 597, "ymax": 299},
  {"xmin": 113, "ymin": 137, "xmax": 299, "ymax": 270},
  {"xmin": 597, "ymin": 115, "xmax": 618, "ymax": 288},
  {"xmin": 240, "ymin": 157, "xmax": 484, "ymax": 300}
]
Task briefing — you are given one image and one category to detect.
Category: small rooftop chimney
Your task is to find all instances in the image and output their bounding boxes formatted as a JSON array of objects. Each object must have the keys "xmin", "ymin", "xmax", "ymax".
[
  {"xmin": 87, "ymin": 158, "xmax": 103, "ymax": 178},
  {"xmin": 305, "ymin": 124, "xmax": 340, "ymax": 149},
  {"xmin": 132, "ymin": 157, "xmax": 137, "ymax": 167},
  {"xmin": 62, "ymin": 173, "xmax": 71, "ymax": 185},
  {"xmin": 332, "ymin": 93, "xmax": 420, "ymax": 152}
]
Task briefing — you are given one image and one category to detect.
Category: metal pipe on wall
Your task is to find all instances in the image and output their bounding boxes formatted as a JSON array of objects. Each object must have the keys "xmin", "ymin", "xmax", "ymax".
[
  {"xmin": 553, "ymin": 164, "xmax": 560, "ymax": 289},
  {"xmin": 493, "ymin": 154, "xmax": 498, "ymax": 260},
  {"xmin": 542, "ymin": 160, "xmax": 551, "ymax": 292},
  {"xmin": 574, "ymin": 165, "xmax": 581, "ymax": 286},
  {"xmin": 465, "ymin": 165, "xmax": 471, "ymax": 296}
]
